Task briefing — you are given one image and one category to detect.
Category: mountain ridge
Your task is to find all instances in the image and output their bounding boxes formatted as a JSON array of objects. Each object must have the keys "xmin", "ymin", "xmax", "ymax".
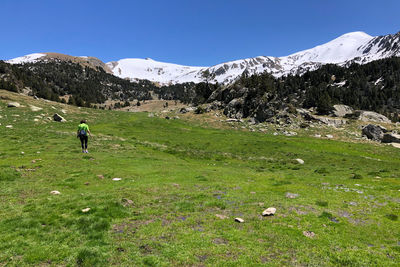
[{"xmin": 5, "ymin": 30, "xmax": 400, "ymax": 84}]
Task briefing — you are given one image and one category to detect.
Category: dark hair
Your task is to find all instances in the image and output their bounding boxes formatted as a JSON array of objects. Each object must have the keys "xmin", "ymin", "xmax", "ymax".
[{"xmin": 80, "ymin": 120, "xmax": 86, "ymax": 124}]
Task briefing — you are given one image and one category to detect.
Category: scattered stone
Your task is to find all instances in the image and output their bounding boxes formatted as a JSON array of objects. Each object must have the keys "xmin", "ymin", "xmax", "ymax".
[
  {"xmin": 61, "ymin": 109, "xmax": 67, "ymax": 114},
  {"xmin": 7, "ymin": 102, "xmax": 20, "ymax": 108},
  {"xmin": 172, "ymin": 183, "xmax": 180, "ymax": 187},
  {"xmin": 303, "ymin": 231, "xmax": 316, "ymax": 238},
  {"xmin": 29, "ymin": 105, "xmax": 42, "ymax": 111},
  {"xmin": 215, "ymin": 214, "xmax": 228, "ymax": 219},
  {"xmin": 250, "ymin": 191, "xmax": 256, "ymax": 194},
  {"xmin": 262, "ymin": 207, "xmax": 276, "ymax": 216},
  {"xmin": 5, "ymin": 125, "xmax": 13, "ymax": 128},
  {"xmin": 112, "ymin": 178, "xmax": 122, "ymax": 181},
  {"xmin": 314, "ymin": 134, "xmax": 321, "ymax": 138},
  {"xmin": 82, "ymin": 208, "xmax": 91, "ymax": 213},
  {"xmin": 33, "ymin": 118, "xmax": 39, "ymax": 122},
  {"xmin": 53, "ymin": 113, "xmax": 66, "ymax": 122},
  {"xmin": 295, "ymin": 158, "xmax": 304, "ymax": 165},
  {"xmin": 258, "ymin": 202, "xmax": 264, "ymax": 207},
  {"xmin": 179, "ymin": 108, "xmax": 188, "ymax": 114},
  {"xmin": 50, "ymin": 190, "xmax": 61, "ymax": 195},
  {"xmin": 121, "ymin": 198, "xmax": 134, "ymax": 206},
  {"xmin": 148, "ymin": 113, "xmax": 154, "ymax": 118},
  {"xmin": 286, "ymin": 192, "xmax": 299, "ymax": 199},
  {"xmin": 326, "ymin": 134, "xmax": 333, "ymax": 139},
  {"xmin": 97, "ymin": 174, "xmax": 104, "ymax": 179},
  {"xmin": 234, "ymin": 217, "xmax": 244, "ymax": 223},
  {"xmin": 20, "ymin": 152, "xmax": 24, "ymax": 154}
]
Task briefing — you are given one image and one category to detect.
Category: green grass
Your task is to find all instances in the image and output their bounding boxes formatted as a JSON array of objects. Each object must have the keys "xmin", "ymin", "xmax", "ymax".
[{"xmin": 0, "ymin": 91, "xmax": 399, "ymax": 266}]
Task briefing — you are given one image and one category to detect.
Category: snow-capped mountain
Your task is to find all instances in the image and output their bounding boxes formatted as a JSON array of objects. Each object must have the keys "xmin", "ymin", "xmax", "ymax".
[
  {"xmin": 106, "ymin": 30, "xmax": 399, "ymax": 84},
  {"xmin": 6, "ymin": 30, "xmax": 400, "ymax": 85}
]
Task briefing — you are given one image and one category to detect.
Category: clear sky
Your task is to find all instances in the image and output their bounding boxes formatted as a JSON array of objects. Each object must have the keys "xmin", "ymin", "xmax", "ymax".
[{"xmin": 1, "ymin": 0, "xmax": 399, "ymax": 66}]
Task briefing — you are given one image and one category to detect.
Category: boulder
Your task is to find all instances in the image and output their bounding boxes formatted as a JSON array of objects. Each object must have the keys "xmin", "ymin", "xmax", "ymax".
[
  {"xmin": 346, "ymin": 110, "xmax": 391, "ymax": 123},
  {"xmin": 362, "ymin": 124, "xmax": 387, "ymax": 141},
  {"xmin": 53, "ymin": 113, "xmax": 66, "ymax": 122},
  {"xmin": 332, "ymin": 104, "xmax": 353, "ymax": 117},
  {"xmin": 382, "ymin": 133, "xmax": 400, "ymax": 143},
  {"xmin": 7, "ymin": 102, "xmax": 20, "ymax": 108}
]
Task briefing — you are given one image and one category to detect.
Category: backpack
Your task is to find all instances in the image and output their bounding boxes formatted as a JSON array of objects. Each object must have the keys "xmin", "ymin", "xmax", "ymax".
[{"xmin": 79, "ymin": 129, "xmax": 86, "ymax": 136}]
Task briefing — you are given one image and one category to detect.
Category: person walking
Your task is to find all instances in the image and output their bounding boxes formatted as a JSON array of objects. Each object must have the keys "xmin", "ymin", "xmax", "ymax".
[{"xmin": 77, "ymin": 120, "xmax": 91, "ymax": 153}]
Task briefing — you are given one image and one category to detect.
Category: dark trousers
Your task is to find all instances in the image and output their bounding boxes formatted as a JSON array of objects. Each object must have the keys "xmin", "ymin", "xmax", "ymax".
[{"xmin": 80, "ymin": 135, "xmax": 88, "ymax": 149}]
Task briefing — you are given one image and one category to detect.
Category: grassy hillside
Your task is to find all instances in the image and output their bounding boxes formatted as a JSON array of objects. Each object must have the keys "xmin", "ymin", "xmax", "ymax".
[{"xmin": 0, "ymin": 90, "xmax": 399, "ymax": 266}]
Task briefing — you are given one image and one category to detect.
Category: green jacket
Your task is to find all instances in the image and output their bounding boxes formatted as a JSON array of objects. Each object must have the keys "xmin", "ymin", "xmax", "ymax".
[{"xmin": 78, "ymin": 123, "xmax": 90, "ymax": 136}]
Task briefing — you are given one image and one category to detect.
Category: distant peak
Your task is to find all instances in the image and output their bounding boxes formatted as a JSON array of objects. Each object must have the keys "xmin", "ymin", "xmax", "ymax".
[{"xmin": 336, "ymin": 31, "xmax": 373, "ymax": 39}]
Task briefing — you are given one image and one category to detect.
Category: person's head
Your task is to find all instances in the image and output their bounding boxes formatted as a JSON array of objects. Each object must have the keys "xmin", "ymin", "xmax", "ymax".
[{"xmin": 80, "ymin": 120, "xmax": 86, "ymax": 124}]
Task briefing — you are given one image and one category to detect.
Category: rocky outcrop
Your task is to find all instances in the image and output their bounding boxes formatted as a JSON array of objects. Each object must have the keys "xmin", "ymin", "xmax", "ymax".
[
  {"xmin": 332, "ymin": 104, "xmax": 353, "ymax": 117},
  {"xmin": 362, "ymin": 124, "xmax": 387, "ymax": 141},
  {"xmin": 346, "ymin": 111, "xmax": 391, "ymax": 123}
]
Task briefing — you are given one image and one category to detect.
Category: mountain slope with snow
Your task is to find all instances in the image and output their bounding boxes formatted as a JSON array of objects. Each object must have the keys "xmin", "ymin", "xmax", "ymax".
[{"xmin": 6, "ymin": 30, "xmax": 400, "ymax": 85}]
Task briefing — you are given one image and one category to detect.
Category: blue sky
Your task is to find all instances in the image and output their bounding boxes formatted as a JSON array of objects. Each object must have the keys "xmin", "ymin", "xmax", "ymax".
[{"xmin": 1, "ymin": 0, "xmax": 399, "ymax": 66}]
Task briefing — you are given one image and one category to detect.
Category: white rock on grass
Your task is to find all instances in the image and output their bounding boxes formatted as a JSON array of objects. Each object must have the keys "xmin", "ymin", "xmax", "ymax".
[
  {"xmin": 50, "ymin": 190, "xmax": 61, "ymax": 195},
  {"xmin": 7, "ymin": 102, "xmax": 20, "ymax": 108},
  {"xmin": 286, "ymin": 192, "xmax": 299, "ymax": 199},
  {"xmin": 6, "ymin": 125, "xmax": 13, "ymax": 128},
  {"xmin": 29, "ymin": 105, "xmax": 42, "ymax": 111},
  {"xmin": 234, "ymin": 217, "xmax": 244, "ymax": 223},
  {"xmin": 112, "ymin": 178, "xmax": 122, "ymax": 181},
  {"xmin": 295, "ymin": 158, "xmax": 304, "ymax": 164},
  {"xmin": 82, "ymin": 208, "xmax": 91, "ymax": 213},
  {"xmin": 262, "ymin": 207, "xmax": 276, "ymax": 216},
  {"xmin": 303, "ymin": 231, "xmax": 316, "ymax": 238},
  {"xmin": 215, "ymin": 214, "xmax": 228, "ymax": 219},
  {"xmin": 326, "ymin": 134, "xmax": 334, "ymax": 139}
]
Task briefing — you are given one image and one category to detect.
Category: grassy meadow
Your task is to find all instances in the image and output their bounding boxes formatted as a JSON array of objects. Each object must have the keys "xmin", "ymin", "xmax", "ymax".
[{"xmin": 0, "ymin": 90, "xmax": 399, "ymax": 266}]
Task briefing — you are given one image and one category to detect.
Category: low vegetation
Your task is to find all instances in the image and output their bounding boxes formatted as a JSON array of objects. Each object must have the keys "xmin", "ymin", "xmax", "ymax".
[{"xmin": 0, "ymin": 90, "xmax": 399, "ymax": 266}]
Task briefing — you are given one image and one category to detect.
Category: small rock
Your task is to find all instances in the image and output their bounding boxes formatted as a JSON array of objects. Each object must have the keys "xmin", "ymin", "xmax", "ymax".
[
  {"xmin": 172, "ymin": 183, "xmax": 180, "ymax": 187},
  {"xmin": 215, "ymin": 214, "xmax": 228, "ymax": 219},
  {"xmin": 6, "ymin": 125, "xmax": 13, "ymax": 128},
  {"xmin": 61, "ymin": 109, "xmax": 67, "ymax": 114},
  {"xmin": 250, "ymin": 191, "xmax": 256, "ymax": 194},
  {"xmin": 97, "ymin": 174, "xmax": 104, "ymax": 179},
  {"xmin": 84, "ymin": 182, "xmax": 89, "ymax": 186},
  {"xmin": 50, "ymin": 190, "xmax": 61, "ymax": 195},
  {"xmin": 262, "ymin": 207, "xmax": 276, "ymax": 216},
  {"xmin": 258, "ymin": 202, "xmax": 264, "ymax": 207},
  {"xmin": 295, "ymin": 158, "xmax": 304, "ymax": 164},
  {"xmin": 121, "ymin": 198, "xmax": 134, "ymax": 206},
  {"xmin": 234, "ymin": 217, "xmax": 244, "ymax": 223},
  {"xmin": 21, "ymin": 152, "xmax": 24, "ymax": 154},
  {"xmin": 326, "ymin": 135, "xmax": 333, "ymax": 139},
  {"xmin": 7, "ymin": 102, "xmax": 20, "ymax": 108},
  {"xmin": 314, "ymin": 134, "xmax": 321, "ymax": 138},
  {"xmin": 286, "ymin": 192, "xmax": 299, "ymax": 199},
  {"xmin": 82, "ymin": 208, "xmax": 91, "ymax": 213},
  {"xmin": 303, "ymin": 231, "xmax": 316, "ymax": 238},
  {"xmin": 33, "ymin": 118, "xmax": 39, "ymax": 122},
  {"xmin": 112, "ymin": 178, "xmax": 122, "ymax": 181},
  {"xmin": 29, "ymin": 105, "xmax": 42, "ymax": 111}
]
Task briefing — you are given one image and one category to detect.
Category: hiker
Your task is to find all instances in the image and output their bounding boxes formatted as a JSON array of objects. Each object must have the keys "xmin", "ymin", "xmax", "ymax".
[{"xmin": 77, "ymin": 120, "xmax": 91, "ymax": 153}]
